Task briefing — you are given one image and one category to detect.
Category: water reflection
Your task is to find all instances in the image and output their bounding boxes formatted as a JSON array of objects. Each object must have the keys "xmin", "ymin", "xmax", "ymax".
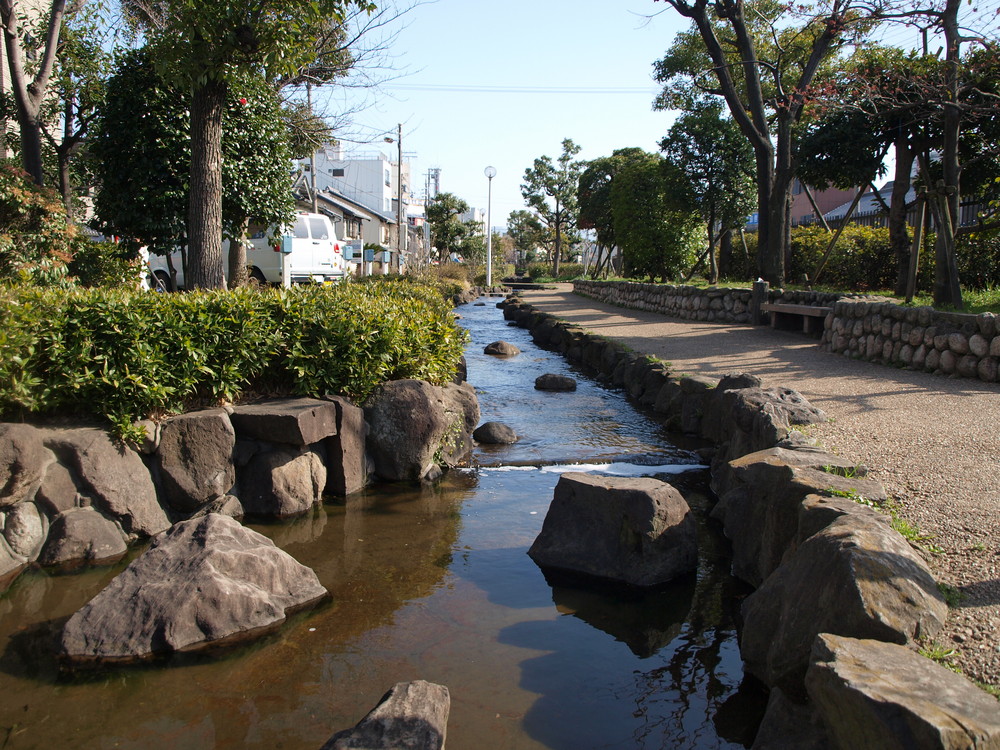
[{"xmin": 0, "ymin": 296, "xmax": 763, "ymax": 749}]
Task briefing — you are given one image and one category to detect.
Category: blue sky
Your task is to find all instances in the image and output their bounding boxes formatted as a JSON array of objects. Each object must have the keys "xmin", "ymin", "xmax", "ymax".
[{"xmin": 318, "ymin": 0, "xmax": 691, "ymax": 224}]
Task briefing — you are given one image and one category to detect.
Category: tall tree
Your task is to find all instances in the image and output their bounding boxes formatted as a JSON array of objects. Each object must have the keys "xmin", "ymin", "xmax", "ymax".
[
  {"xmin": 610, "ymin": 149, "xmax": 701, "ymax": 282},
  {"xmin": 426, "ymin": 192, "xmax": 477, "ymax": 262},
  {"xmin": 506, "ymin": 209, "xmax": 548, "ymax": 266},
  {"xmin": 521, "ymin": 138, "xmax": 583, "ymax": 277},
  {"xmin": 0, "ymin": 0, "xmax": 79, "ymax": 185},
  {"xmin": 654, "ymin": 0, "xmax": 868, "ymax": 285},
  {"xmin": 133, "ymin": 0, "xmax": 373, "ymax": 289},
  {"xmin": 91, "ymin": 48, "xmax": 295, "ymax": 287},
  {"xmin": 661, "ymin": 99, "xmax": 755, "ymax": 282}
]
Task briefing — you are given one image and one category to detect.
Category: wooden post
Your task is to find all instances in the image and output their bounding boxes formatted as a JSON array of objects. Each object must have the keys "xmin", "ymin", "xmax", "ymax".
[
  {"xmin": 751, "ymin": 279, "xmax": 769, "ymax": 325},
  {"xmin": 905, "ymin": 195, "xmax": 926, "ymax": 303}
]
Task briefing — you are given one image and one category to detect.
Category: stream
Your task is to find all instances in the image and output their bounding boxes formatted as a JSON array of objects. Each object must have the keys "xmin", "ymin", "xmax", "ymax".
[{"xmin": 0, "ymin": 295, "xmax": 765, "ymax": 749}]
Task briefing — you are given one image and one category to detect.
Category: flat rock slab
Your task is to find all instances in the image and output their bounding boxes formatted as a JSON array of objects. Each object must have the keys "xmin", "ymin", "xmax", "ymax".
[
  {"xmin": 60, "ymin": 513, "xmax": 327, "ymax": 666},
  {"xmin": 230, "ymin": 398, "xmax": 340, "ymax": 446},
  {"xmin": 323, "ymin": 680, "xmax": 450, "ymax": 750},
  {"xmin": 528, "ymin": 472, "xmax": 697, "ymax": 588},
  {"xmin": 807, "ymin": 633, "xmax": 1000, "ymax": 749},
  {"xmin": 534, "ymin": 373, "xmax": 577, "ymax": 392}
]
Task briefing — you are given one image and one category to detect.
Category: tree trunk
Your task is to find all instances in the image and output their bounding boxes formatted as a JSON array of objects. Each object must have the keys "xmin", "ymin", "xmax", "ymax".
[
  {"xmin": 1, "ymin": 0, "xmax": 69, "ymax": 187},
  {"xmin": 935, "ymin": 0, "xmax": 963, "ymax": 309},
  {"xmin": 889, "ymin": 139, "xmax": 916, "ymax": 296},
  {"xmin": 187, "ymin": 77, "xmax": 228, "ymax": 290},
  {"xmin": 228, "ymin": 216, "xmax": 250, "ymax": 289},
  {"xmin": 552, "ymin": 200, "xmax": 562, "ymax": 278},
  {"xmin": 718, "ymin": 228, "xmax": 733, "ymax": 278},
  {"xmin": 707, "ymin": 205, "xmax": 718, "ymax": 283}
]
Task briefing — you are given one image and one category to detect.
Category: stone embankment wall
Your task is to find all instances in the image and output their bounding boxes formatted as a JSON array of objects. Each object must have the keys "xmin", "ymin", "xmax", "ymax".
[
  {"xmin": 501, "ymin": 294, "xmax": 1000, "ymax": 748},
  {"xmin": 575, "ymin": 279, "xmax": 1000, "ymax": 384},
  {"xmin": 0, "ymin": 381, "xmax": 479, "ymax": 591},
  {"xmin": 823, "ymin": 299, "xmax": 1000, "ymax": 382},
  {"xmin": 574, "ymin": 279, "xmax": 848, "ymax": 325}
]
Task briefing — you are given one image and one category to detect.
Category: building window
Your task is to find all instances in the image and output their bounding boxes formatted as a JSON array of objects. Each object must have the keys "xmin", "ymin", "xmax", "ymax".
[
  {"xmin": 384, "ymin": 169, "xmax": 390, "ymax": 187},
  {"xmin": 331, "ymin": 168, "xmax": 345, "ymax": 177}
]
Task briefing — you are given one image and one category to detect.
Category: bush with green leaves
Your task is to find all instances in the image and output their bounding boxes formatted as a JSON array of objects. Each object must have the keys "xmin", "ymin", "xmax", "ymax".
[
  {"xmin": 0, "ymin": 160, "xmax": 87, "ymax": 286},
  {"xmin": 0, "ymin": 280, "xmax": 468, "ymax": 433}
]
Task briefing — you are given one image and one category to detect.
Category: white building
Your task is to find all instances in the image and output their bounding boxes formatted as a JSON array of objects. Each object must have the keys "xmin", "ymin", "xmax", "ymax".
[{"xmin": 301, "ymin": 144, "xmax": 414, "ymax": 221}]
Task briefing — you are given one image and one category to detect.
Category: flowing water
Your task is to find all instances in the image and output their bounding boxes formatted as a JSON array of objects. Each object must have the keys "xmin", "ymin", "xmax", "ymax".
[{"xmin": 0, "ymin": 296, "xmax": 765, "ymax": 749}]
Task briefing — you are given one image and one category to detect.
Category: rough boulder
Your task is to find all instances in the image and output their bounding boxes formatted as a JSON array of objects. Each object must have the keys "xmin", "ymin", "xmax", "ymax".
[
  {"xmin": 528, "ymin": 472, "xmax": 697, "ymax": 587},
  {"xmin": 60, "ymin": 513, "xmax": 328, "ymax": 665}
]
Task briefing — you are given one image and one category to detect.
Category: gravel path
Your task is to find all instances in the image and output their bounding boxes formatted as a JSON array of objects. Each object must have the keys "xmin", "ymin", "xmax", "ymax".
[{"xmin": 519, "ymin": 284, "xmax": 1000, "ymax": 688}]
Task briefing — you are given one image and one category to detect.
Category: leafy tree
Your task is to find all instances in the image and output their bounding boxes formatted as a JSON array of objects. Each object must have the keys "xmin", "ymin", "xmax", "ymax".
[
  {"xmin": 610, "ymin": 150, "xmax": 701, "ymax": 281},
  {"xmin": 654, "ymin": 0, "xmax": 869, "ymax": 285},
  {"xmin": 521, "ymin": 138, "xmax": 584, "ymax": 277},
  {"xmin": 426, "ymin": 192, "xmax": 478, "ymax": 262},
  {"xmin": 91, "ymin": 48, "xmax": 295, "ymax": 287},
  {"xmin": 0, "ymin": 0, "xmax": 77, "ymax": 186},
  {"xmin": 797, "ymin": 47, "xmax": 936, "ymax": 295},
  {"xmin": 134, "ymin": 0, "xmax": 374, "ymax": 289},
  {"xmin": 577, "ymin": 148, "xmax": 646, "ymax": 279},
  {"xmin": 40, "ymin": 13, "xmax": 112, "ymax": 219},
  {"xmin": 506, "ymin": 209, "xmax": 549, "ymax": 266},
  {"xmin": 802, "ymin": 30, "xmax": 1000, "ymax": 304},
  {"xmin": 661, "ymin": 99, "xmax": 755, "ymax": 282},
  {"xmin": 91, "ymin": 48, "xmax": 189, "ymax": 260}
]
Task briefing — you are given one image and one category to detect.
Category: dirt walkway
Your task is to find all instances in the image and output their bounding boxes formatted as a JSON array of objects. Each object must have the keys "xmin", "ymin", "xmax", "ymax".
[{"xmin": 519, "ymin": 284, "xmax": 1000, "ymax": 687}]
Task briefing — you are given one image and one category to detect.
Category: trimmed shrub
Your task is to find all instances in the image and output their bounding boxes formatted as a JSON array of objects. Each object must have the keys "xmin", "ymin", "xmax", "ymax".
[{"xmin": 0, "ymin": 280, "xmax": 468, "ymax": 432}]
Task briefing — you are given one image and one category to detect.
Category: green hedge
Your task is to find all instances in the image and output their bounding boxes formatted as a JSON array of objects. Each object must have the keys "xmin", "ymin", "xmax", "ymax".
[
  {"xmin": 525, "ymin": 262, "xmax": 585, "ymax": 281},
  {"xmin": 0, "ymin": 280, "xmax": 468, "ymax": 432},
  {"xmin": 728, "ymin": 224, "xmax": 1000, "ymax": 292}
]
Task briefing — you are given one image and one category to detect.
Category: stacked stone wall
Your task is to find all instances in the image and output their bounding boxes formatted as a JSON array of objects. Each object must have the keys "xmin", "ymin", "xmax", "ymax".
[
  {"xmin": 501, "ymin": 294, "xmax": 1000, "ymax": 747},
  {"xmin": 575, "ymin": 279, "xmax": 999, "ymax": 384},
  {"xmin": 574, "ymin": 279, "xmax": 757, "ymax": 323},
  {"xmin": 823, "ymin": 299, "xmax": 1000, "ymax": 382}
]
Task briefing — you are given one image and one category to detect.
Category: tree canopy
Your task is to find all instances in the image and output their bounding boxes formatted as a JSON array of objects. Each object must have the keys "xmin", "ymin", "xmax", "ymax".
[{"xmin": 521, "ymin": 138, "xmax": 584, "ymax": 277}]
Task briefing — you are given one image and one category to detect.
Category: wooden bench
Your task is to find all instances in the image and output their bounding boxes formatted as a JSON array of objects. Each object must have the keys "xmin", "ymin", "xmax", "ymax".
[{"xmin": 760, "ymin": 302, "xmax": 832, "ymax": 335}]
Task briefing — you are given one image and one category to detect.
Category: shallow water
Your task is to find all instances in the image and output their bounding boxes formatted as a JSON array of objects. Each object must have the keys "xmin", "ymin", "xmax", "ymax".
[{"xmin": 0, "ymin": 296, "xmax": 764, "ymax": 749}]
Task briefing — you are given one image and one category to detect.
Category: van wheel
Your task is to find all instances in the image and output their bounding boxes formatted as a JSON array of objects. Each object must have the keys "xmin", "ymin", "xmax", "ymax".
[
  {"xmin": 249, "ymin": 268, "xmax": 267, "ymax": 286},
  {"xmin": 151, "ymin": 271, "xmax": 172, "ymax": 292}
]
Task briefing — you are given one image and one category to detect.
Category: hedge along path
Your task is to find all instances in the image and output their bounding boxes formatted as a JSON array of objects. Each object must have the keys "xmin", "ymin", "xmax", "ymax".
[
  {"xmin": 0, "ymin": 280, "xmax": 468, "ymax": 433},
  {"xmin": 520, "ymin": 283, "xmax": 1000, "ymax": 688}
]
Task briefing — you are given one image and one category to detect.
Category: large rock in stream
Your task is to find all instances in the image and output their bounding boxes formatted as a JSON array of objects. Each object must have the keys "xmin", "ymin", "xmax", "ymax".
[
  {"xmin": 528, "ymin": 473, "xmax": 697, "ymax": 587},
  {"xmin": 365, "ymin": 379, "xmax": 479, "ymax": 482},
  {"xmin": 60, "ymin": 514, "xmax": 327, "ymax": 665},
  {"xmin": 322, "ymin": 680, "xmax": 450, "ymax": 750}
]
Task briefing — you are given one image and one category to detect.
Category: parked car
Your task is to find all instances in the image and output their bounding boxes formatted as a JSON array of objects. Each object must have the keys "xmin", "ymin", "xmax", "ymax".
[{"xmin": 145, "ymin": 212, "xmax": 347, "ymax": 290}]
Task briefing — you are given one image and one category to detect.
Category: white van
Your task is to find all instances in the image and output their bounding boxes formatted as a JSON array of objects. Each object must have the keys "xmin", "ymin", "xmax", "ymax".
[{"xmin": 146, "ymin": 212, "xmax": 346, "ymax": 290}]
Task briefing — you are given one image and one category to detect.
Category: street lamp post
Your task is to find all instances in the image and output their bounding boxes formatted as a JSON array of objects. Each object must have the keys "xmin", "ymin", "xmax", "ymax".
[{"xmin": 484, "ymin": 166, "xmax": 496, "ymax": 288}]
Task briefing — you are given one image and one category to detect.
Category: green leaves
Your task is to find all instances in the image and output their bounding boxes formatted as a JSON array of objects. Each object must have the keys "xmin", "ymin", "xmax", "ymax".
[{"xmin": 0, "ymin": 280, "xmax": 467, "ymax": 428}]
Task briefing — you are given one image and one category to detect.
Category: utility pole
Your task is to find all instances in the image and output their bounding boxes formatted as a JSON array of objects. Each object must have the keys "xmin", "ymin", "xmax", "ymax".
[
  {"xmin": 396, "ymin": 123, "xmax": 404, "ymax": 268},
  {"xmin": 307, "ymin": 83, "xmax": 318, "ymax": 213}
]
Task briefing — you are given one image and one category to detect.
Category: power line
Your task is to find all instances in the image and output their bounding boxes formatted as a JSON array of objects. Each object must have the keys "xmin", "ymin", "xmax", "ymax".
[{"xmin": 385, "ymin": 83, "xmax": 659, "ymax": 95}]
